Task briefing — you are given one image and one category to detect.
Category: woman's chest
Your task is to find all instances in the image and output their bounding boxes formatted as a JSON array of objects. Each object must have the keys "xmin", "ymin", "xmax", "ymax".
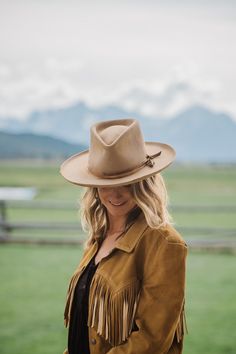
[
  {"xmin": 94, "ymin": 248, "xmax": 143, "ymax": 289},
  {"xmin": 94, "ymin": 237, "xmax": 117, "ymax": 266}
]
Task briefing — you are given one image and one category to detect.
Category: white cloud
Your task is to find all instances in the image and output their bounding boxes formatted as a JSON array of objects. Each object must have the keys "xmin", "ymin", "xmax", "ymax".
[
  {"xmin": 0, "ymin": 1, "xmax": 235, "ymax": 120},
  {"xmin": 0, "ymin": 59, "xmax": 85, "ymax": 119},
  {"xmin": 0, "ymin": 60, "xmax": 234, "ymax": 121},
  {"xmin": 90, "ymin": 65, "xmax": 223, "ymax": 118},
  {"xmin": 0, "ymin": 63, "xmax": 11, "ymax": 77},
  {"xmin": 45, "ymin": 58, "xmax": 84, "ymax": 76}
]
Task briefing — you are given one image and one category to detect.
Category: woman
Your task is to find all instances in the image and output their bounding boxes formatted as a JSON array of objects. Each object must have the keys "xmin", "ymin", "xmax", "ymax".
[{"xmin": 60, "ymin": 118, "xmax": 187, "ymax": 354}]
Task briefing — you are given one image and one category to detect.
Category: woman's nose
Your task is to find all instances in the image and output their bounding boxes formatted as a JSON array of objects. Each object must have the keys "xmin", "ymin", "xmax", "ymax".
[{"xmin": 110, "ymin": 187, "xmax": 123, "ymax": 198}]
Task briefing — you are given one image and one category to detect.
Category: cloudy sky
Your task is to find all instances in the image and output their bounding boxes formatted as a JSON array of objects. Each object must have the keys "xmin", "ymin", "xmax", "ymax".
[{"xmin": 0, "ymin": 0, "xmax": 235, "ymax": 120}]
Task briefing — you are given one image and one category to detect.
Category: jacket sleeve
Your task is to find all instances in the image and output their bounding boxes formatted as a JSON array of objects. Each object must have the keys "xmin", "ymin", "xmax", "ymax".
[{"xmin": 108, "ymin": 235, "xmax": 187, "ymax": 354}]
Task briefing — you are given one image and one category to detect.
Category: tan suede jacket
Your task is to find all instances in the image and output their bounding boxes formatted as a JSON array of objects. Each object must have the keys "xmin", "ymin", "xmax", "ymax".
[{"xmin": 63, "ymin": 213, "xmax": 188, "ymax": 354}]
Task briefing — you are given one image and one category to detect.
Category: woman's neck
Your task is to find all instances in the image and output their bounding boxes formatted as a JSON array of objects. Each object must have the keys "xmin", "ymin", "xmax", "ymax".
[{"xmin": 107, "ymin": 214, "xmax": 126, "ymax": 234}]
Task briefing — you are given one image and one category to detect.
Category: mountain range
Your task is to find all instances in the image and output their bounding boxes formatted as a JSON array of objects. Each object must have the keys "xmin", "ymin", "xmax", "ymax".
[{"xmin": 0, "ymin": 102, "xmax": 236, "ymax": 162}]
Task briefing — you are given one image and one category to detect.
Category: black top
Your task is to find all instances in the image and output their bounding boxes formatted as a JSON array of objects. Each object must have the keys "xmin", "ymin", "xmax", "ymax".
[{"xmin": 68, "ymin": 255, "xmax": 99, "ymax": 354}]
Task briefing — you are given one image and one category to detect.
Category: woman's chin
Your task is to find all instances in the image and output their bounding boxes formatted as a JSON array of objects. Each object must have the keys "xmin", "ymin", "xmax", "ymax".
[{"xmin": 107, "ymin": 205, "xmax": 131, "ymax": 217}]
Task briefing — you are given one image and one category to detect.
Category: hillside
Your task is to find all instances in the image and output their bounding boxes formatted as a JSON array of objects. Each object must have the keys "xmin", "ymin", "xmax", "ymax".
[{"xmin": 0, "ymin": 131, "xmax": 85, "ymax": 159}]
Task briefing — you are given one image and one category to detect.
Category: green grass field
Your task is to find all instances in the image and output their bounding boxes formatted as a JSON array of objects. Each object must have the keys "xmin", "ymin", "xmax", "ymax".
[
  {"xmin": 0, "ymin": 160, "xmax": 236, "ymax": 353},
  {"xmin": 0, "ymin": 245, "xmax": 235, "ymax": 354}
]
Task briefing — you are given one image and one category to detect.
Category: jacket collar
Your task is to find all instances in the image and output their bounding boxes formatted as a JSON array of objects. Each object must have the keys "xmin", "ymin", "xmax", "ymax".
[
  {"xmin": 78, "ymin": 213, "xmax": 149, "ymax": 273},
  {"xmin": 114, "ymin": 212, "xmax": 148, "ymax": 253}
]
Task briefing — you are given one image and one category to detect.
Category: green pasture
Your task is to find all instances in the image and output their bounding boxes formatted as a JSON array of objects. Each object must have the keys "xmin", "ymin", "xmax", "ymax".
[
  {"xmin": 0, "ymin": 245, "xmax": 235, "ymax": 354},
  {"xmin": 0, "ymin": 160, "xmax": 236, "ymax": 353}
]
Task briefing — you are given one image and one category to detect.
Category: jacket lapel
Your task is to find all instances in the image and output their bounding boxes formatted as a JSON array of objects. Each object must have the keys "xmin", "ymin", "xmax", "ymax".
[{"xmin": 115, "ymin": 212, "xmax": 148, "ymax": 253}]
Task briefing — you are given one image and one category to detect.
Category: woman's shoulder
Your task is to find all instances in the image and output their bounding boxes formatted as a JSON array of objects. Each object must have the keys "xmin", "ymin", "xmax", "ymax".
[
  {"xmin": 158, "ymin": 224, "xmax": 187, "ymax": 246},
  {"xmin": 142, "ymin": 223, "xmax": 187, "ymax": 248},
  {"xmin": 136, "ymin": 222, "xmax": 187, "ymax": 271}
]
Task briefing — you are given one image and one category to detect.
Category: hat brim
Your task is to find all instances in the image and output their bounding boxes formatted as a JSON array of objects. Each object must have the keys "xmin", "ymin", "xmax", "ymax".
[{"xmin": 60, "ymin": 142, "xmax": 176, "ymax": 187}]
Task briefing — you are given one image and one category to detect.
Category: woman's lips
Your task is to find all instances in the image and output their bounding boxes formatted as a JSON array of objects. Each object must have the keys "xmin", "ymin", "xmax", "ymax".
[{"xmin": 109, "ymin": 201, "xmax": 126, "ymax": 207}]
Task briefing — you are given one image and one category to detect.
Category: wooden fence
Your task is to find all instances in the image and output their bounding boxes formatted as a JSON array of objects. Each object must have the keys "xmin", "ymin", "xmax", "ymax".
[{"xmin": 0, "ymin": 200, "xmax": 236, "ymax": 252}]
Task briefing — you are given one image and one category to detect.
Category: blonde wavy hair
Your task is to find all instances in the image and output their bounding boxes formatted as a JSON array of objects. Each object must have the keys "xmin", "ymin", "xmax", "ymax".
[{"xmin": 80, "ymin": 173, "xmax": 172, "ymax": 248}]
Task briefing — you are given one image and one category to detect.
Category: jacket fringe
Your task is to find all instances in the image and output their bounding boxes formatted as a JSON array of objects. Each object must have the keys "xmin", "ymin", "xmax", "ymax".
[
  {"xmin": 88, "ymin": 273, "xmax": 140, "ymax": 346},
  {"xmin": 176, "ymin": 299, "xmax": 188, "ymax": 343}
]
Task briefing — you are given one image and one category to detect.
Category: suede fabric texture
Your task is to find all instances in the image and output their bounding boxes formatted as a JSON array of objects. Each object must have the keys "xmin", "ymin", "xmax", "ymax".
[
  {"xmin": 63, "ymin": 213, "xmax": 187, "ymax": 354},
  {"xmin": 60, "ymin": 119, "xmax": 176, "ymax": 187}
]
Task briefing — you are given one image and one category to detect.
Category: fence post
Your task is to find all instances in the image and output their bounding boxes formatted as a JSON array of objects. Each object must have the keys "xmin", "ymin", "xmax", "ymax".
[{"xmin": 0, "ymin": 200, "xmax": 9, "ymax": 240}]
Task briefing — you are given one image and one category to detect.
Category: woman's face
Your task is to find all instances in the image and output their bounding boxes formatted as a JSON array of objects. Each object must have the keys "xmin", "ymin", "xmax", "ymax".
[{"xmin": 97, "ymin": 185, "xmax": 137, "ymax": 218}]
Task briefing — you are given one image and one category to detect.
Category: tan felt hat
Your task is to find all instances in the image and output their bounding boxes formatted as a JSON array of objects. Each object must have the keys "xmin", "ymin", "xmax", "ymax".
[{"xmin": 60, "ymin": 118, "xmax": 176, "ymax": 187}]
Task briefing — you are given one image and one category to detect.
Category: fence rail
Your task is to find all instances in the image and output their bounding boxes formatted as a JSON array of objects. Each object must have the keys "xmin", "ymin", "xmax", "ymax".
[
  {"xmin": 0, "ymin": 221, "xmax": 235, "ymax": 237},
  {"xmin": 0, "ymin": 221, "xmax": 81, "ymax": 231},
  {"xmin": 2, "ymin": 200, "xmax": 236, "ymax": 212},
  {"xmin": 0, "ymin": 199, "xmax": 236, "ymax": 252}
]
